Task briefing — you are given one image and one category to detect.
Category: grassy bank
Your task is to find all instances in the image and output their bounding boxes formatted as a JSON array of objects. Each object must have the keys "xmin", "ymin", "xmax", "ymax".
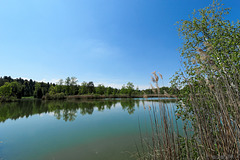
[
  {"xmin": 42, "ymin": 94, "xmax": 177, "ymax": 100},
  {"xmin": 0, "ymin": 94, "xmax": 177, "ymax": 102},
  {"xmin": 0, "ymin": 96, "xmax": 19, "ymax": 102}
]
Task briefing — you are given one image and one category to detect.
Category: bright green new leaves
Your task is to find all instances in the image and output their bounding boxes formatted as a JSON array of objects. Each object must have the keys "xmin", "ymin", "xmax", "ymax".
[
  {"xmin": 0, "ymin": 82, "xmax": 22, "ymax": 98},
  {"xmin": 173, "ymin": 1, "xmax": 239, "ymax": 87},
  {"xmin": 0, "ymin": 82, "xmax": 12, "ymax": 97}
]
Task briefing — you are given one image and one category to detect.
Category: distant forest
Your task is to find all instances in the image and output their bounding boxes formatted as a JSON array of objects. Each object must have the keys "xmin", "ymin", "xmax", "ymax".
[{"xmin": 0, "ymin": 76, "xmax": 179, "ymax": 102}]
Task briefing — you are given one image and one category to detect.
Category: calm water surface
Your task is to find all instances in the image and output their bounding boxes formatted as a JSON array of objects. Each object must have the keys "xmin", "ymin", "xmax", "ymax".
[{"xmin": 0, "ymin": 99, "xmax": 178, "ymax": 160}]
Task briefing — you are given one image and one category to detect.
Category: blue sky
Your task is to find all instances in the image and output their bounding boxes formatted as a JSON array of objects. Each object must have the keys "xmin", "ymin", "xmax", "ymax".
[{"xmin": 0, "ymin": 0, "xmax": 239, "ymax": 89}]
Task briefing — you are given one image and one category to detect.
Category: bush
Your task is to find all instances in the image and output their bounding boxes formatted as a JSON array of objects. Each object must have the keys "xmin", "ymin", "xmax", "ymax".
[{"xmin": 171, "ymin": 1, "xmax": 240, "ymax": 159}]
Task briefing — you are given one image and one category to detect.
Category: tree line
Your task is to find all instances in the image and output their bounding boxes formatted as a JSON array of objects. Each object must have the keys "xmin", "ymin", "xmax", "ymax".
[{"xmin": 0, "ymin": 76, "xmax": 179, "ymax": 102}]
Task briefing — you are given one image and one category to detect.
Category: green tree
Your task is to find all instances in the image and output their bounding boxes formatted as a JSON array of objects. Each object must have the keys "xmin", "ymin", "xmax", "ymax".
[
  {"xmin": 65, "ymin": 77, "xmax": 71, "ymax": 86},
  {"xmin": 10, "ymin": 81, "xmax": 22, "ymax": 98},
  {"xmin": 0, "ymin": 82, "xmax": 12, "ymax": 97},
  {"xmin": 34, "ymin": 83, "xmax": 43, "ymax": 99},
  {"xmin": 87, "ymin": 81, "xmax": 95, "ymax": 94},
  {"xmin": 70, "ymin": 77, "xmax": 77, "ymax": 86},
  {"xmin": 49, "ymin": 86, "xmax": 57, "ymax": 95},
  {"xmin": 120, "ymin": 85, "xmax": 127, "ymax": 95},
  {"xmin": 65, "ymin": 77, "xmax": 71, "ymax": 95},
  {"xmin": 56, "ymin": 79, "xmax": 64, "ymax": 93},
  {"xmin": 70, "ymin": 77, "xmax": 78, "ymax": 95},
  {"xmin": 106, "ymin": 87, "xmax": 113, "ymax": 95},
  {"xmin": 55, "ymin": 85, "xmax": 62, "ymax": 93},
  {"xmin": 171, "ymin": 1, "xmax": 240, "ymax": 158},
  {"xmin": 95, "ymin": 84, "xmax": 105, "ymax": 95},
  {"xmin": 79, "ymin": 81, "xmax": 88, "ymax": 95},
  {"xmin": 126, "ymin": 82, "xmax": 134, "ymax": 96},
  {"xmin": 23, "ymin": 81, "xmax": 30, "ymax": 97},
  {"xmin": 112, "ymin": 88, "xmax": 118, "ymax": 95}
]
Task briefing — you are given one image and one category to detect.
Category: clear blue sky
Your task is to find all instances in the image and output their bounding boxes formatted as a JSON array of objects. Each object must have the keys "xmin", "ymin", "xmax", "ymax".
[{"xmin": 0, "ymin": 0, "xmax": 239, "ymax": 89}]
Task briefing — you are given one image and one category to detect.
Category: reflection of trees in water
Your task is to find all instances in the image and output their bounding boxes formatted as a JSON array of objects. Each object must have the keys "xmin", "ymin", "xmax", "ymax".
[
  {"xmin": 135, "ymin": 100, "xmax": 140, "ymax": 108},
  {"xmin": 54, "ymin": 109, "xmax": 61, "ymax": 120},
  {"xmin": 63, "ymin": 109, "xmax": 77, "ymax": 122},
  {"xmin": 0, "ymin": 99, "xmax": 176, "ymax": 122},
  {"xmin": 121, "ymin": 100, "xmax": 135, "ymax": 115},
  {"xmin": 0, "ymin": 100, "xmax": 48, "ymax": 122},
  {"xmin": 80, "ymin": 106, "xmax": 94, "ymax": 116},
  {"xmin": 48, "ymin": 102, "xmax": 79, "ymax": 121},
  {"xmin": 95, "ymin": 101, "xmax": 105, "ymax": 111}
]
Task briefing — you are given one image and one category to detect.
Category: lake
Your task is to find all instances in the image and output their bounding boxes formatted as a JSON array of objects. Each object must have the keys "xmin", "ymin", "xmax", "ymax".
[{"xmin": 0, "ymin": 98, "xmax": 179, "ymax": 160}]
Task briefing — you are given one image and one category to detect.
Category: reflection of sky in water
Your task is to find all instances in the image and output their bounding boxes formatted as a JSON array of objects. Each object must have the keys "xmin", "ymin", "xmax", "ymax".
[{"xmin": 0, "ymin": 99, "xmax": 179, "ymax": 160}]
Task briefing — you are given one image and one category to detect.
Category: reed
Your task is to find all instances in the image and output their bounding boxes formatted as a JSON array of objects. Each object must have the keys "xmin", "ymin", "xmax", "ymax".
[
  {"xmin": 42, "ymin": 94, "xmax": 177, "ymax": 101},
  {"xmin": 136, "ymin": 67, "xmax": 239, "ymax": 159},
  {"xmin": 135, "ymin": 72, "xmax": 186, "ymax": 160}
]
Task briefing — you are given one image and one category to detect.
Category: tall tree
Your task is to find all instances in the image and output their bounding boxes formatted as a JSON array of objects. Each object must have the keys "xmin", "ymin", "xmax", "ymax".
[
  {"xmin": 87, "ymin": 81, "xmax": 95, "ymax": 94},
  {"xmin": 70, "ymin": 77, "xmax": 78, "ymax": 95},
  {"xmin": 65, "ymin": 77, "xmax": 71, "ymax": 86},
  {"xmin": 79, "ymin": 81, "xmax": 88, "ymax": 95},
  {"xmin": 126, "ymin": 82, "xmax": 134, "ymax": 96},
  {"xmin": 10, "ymin": 81, "xmax": 22, "ymax": 99},
  {"xmin": 34, "ymin": 83, "xmax": 43, "ymax": 99},
  {"xmin": 120, "ymin": 85, "xmax": 127, "ymax": 95},
  {"xmin": 70, "ymin": 77, "xmax": 78, "ymax": 86},
  {"xmin": 106, "ymin": 87, "xmax": 113, "ymax": 95},
  {"xmin": 65, "ymin": 77, "xmax": 71, "ymax": 95}
]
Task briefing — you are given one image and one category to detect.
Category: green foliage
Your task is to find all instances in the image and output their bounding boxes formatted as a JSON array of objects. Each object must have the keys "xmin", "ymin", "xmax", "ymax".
[
  {"xmin": 95, "ymin": 84, "xmax": 105, "ymax": 95},
  {"xmin": 87, "ymin": 81, "xmax": 95, "ymax": 94},
  {"xmin": 171, "ymin": 0, "xmax": 240, "ymax": 158},
  {"xmin": 0, "ymin": 82, "xmax": 12, "ymax": 97},
  {"xmin": 0, "ymin": 81, "xmax": 22, "ymax": 100},
  {"xmin": 70, "ymin": 77, "xmax": 78, "ymax": 95},
  {"xmin": 10, "ymin": 81, "xmax": 22, "ymax": 98},
  {"xmin": 65, "ymin": 77, "xmax": 71, "ymax": 86},
  {"xmin": 69, "ymin": 77, "xmax": 77, "ymax": 85},
  {"xmin": 126, "ymin": 82, "xmax": 134, "ymax": 96},
  {"xmin": 49, "ymin": 86, "xmax": 57, "ymax": 95},
  {"xmin": 78, "ymin": 81, "xmax": 88, "ymax": 95},
  {"xmin": 55, "ymin": 84, "xmax": 63, "ymax": 93},
  {"xmin": 106, "ymin": 87, "xmax": 113, "ymax": 95},
  {"xmin": 34, "ymin": 83, "xmax": 43, "ymax": 99},
  {"xmin": 45, "ymin": 92, "xmax": 65, "ymax": 100},
  {"xmin": 65, "ymin": 77, "xmax": 71, "ymax": 95},
  {"xmin": 120, "ymin": 85, "xmax": 127, "ymax": 94},
  {"xmin": 0, "ymin": 76, "xmax": 177, "ymax": 101},
  {"xmin": 172, "ymin": 1, "xmax": 239, "ymax": 90}
]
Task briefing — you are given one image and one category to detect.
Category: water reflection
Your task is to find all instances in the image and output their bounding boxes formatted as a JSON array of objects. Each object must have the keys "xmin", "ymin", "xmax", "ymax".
[{"xmin": 0, "ymin": 99, "xmax": 176, "ymax": 122}]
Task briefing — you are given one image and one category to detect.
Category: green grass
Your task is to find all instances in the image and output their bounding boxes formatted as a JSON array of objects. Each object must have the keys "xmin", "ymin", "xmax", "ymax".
[{"xmin": 21, "ymin": 96, "xmax": 35, "ymax": 100}]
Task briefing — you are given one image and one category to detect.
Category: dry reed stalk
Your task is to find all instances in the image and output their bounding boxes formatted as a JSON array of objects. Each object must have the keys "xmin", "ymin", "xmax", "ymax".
[{"xmin": 135, "ymin": 72, "xmax": 183, "ymax": 160}]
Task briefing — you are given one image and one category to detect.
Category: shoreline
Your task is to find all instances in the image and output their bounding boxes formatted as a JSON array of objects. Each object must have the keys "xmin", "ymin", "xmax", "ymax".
[{"xmin": 0, "ymin": 94, "xmax": 177, "ymax": 103}]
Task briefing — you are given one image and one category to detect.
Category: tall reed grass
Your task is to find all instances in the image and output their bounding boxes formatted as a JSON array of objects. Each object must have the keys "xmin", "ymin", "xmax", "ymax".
[
  {"xmin": 135, "ymin": 68, "xmax": 240, "ymax": 159},
  {"xmin": 135, "ymin": 72, "xmax": 184, "ymax": 160}
]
